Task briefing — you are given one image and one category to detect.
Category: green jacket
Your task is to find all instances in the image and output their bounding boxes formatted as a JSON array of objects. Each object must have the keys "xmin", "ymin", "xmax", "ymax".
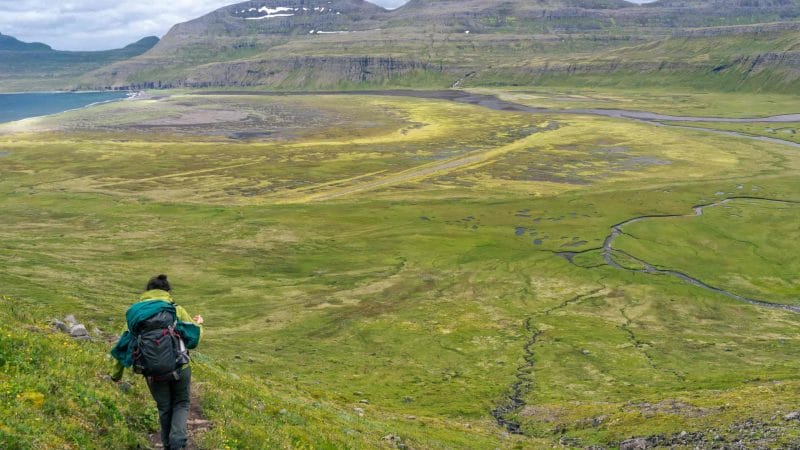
[{"xmin": 110, "ymin": 290, "xmax": 202, "ymax": 380}]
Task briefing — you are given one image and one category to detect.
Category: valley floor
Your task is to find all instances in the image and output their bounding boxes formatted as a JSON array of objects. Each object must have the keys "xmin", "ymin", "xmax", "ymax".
[{"xmin": 1, "ymin": 87, "xmax": 800, "ymax": 448}]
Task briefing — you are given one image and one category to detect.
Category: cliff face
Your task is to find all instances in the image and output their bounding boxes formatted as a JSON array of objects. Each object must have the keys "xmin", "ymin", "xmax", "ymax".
[
  {"xmin": 95, "ymin": 56, "xmax": 449, "ymax": 90},
  {"xmin": 77, "ymin": 0, "xmax": 800, "ymax": 91}
]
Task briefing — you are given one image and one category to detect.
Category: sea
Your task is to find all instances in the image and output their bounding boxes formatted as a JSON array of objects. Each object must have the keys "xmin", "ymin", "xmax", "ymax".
[{"xmin": 0, "ymin": 91, "xmax": 130, "ymax": 124}]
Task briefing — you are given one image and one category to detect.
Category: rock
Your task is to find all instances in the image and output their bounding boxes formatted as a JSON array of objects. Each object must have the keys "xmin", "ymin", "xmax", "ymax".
[
  {"xmin": 581, "ymin": 349, "xmax": 590, "ymax": 355},
  {"xmin": 382, "ymin": 434, "xmax": 401, "ymax": 442},
  {"xmin": 64, "ymin": 315, "xmax": 77, "ymax": 326},
  {"xmin": 69, "ymin": 324, "xmax": 88, "ymax": 337},
  {"xmin": 784, "ymin": 411, "xmax": 800, "ymax": 421},
  {"xmin": 118, "ymin": 381, "xmax": 132, "ymax": 393},
  {"xmin": 679, "ymin": 431, "xmax": 688, "ymax": 438},
  {"xmin": 52, "ymin": 320, "xmax": 69, "ymax": 333},
  {"xmin": 279, "ymin": 409, "xmax": 288, "ymax": 415},
  {"xmin": 405, "ymin": 415, "xmax": 416, "ymax": 420},
  {"xmin": 359, "ymin": 399, "xmax": 370, "ymax": 404},
  {"xmin": 74, "ymin": 335, "xmax": 91, "ymax": 342},
  {"xmin": 592, "ymin": 415, "xmax": 608, "ymax": 427},
  {"xmin": 620, "ymin": 438, "xmax": 649, "ymax": 450},
  {"xmin": 353, "ymin": 407, "xmax": 365, "ymax": 417}
]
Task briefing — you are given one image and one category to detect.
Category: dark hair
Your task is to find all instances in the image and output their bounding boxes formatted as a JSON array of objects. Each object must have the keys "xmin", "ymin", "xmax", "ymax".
[{"xmin": 146, "ymin": 274, "xmax": 171, "ymax": 292}]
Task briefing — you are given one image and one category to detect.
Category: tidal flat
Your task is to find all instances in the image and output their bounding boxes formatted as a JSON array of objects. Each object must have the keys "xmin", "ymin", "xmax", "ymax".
[{"xmin": 2, "ymin": 89, "xmax": 800, "ymax": 448}]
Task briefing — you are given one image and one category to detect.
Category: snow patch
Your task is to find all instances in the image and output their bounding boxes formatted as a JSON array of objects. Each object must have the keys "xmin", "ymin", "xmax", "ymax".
[{"xmin": 246, "ymin": 14, "xmax": 294, "ymax": 20}]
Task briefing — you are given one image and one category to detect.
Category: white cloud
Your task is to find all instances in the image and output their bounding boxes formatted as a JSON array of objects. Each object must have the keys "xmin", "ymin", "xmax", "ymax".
[{"xmin": 0, "ymin": 1, "xmax": 410, "ymax": 51}]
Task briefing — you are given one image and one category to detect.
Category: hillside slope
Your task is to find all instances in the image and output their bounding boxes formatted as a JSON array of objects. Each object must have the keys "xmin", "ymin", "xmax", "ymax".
[
  {"xmin": 75, "ymin": 0, "xmax": 800, "ymax": 92},
  {"xmin": 0, "ymin": 35, "xmax": 158, "ymax": 92}
]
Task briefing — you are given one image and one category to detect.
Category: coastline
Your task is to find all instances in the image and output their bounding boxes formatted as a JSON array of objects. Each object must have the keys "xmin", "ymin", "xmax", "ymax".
[{"xmin": 0, "ymin": 90, "xmax": 134, "ymax": 125}]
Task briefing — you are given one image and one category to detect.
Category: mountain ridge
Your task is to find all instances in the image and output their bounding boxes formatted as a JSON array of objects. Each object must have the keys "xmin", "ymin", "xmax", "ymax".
[{"xmin": 6, "ymin": 0, "xmax": 800, "ymax": 92}]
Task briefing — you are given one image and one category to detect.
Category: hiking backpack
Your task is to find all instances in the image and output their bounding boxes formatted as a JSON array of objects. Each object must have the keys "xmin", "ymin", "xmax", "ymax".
[{"xmin": 131, "ymin": 309, "xmax": 190, "ymax": 380}]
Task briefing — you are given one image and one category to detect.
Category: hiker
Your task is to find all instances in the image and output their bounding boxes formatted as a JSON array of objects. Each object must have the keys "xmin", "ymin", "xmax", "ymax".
[{"xmin": 110, "ymin": 274, "xmax": 203, "ymax": 450}]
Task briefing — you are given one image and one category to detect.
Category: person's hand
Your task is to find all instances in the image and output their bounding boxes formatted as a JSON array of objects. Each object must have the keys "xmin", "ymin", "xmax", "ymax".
[{"xmin": 193, "ymin": 314, "xmax": 204, "ymax": 325}]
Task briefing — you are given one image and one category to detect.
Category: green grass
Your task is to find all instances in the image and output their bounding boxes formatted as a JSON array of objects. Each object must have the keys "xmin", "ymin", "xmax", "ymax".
[
  {"xmin": 0, "ymin": 296, "xmax": 155, "ymax": 449},
  {"xmin": 2, "ymin": 90, "xmax": 800, "ymax": 447}
]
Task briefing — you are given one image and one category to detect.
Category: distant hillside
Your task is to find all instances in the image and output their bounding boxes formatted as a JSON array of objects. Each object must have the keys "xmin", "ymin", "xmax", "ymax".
[
  {"xmin": 55, "ymin": 0, "xmax": 800, "ymax": 92},
  {"xmin": 0, "ymin": 35, "xmax": 159, "ymax": 92},
  {"xmin": 0, "ymin": 32, "xmax": 51, "ymax": 52}
]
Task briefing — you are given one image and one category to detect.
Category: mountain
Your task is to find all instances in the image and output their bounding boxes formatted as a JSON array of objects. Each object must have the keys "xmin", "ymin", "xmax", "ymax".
[
  {"xmin": 0, "ymin": 32, "xmax": 51, "ymax": 52},
  {"xmin": 62, "ymin": 0, "xmax": 800, "ymax": 92},
  {"xmin": 0, "ymin": 35, "xmax": 159, "ymax": 92}
]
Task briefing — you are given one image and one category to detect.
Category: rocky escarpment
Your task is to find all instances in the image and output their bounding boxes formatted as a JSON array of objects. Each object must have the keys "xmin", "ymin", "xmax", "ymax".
[{"xmin": 88, "ymin": 55, "xmax": 453, "ymax": 90}]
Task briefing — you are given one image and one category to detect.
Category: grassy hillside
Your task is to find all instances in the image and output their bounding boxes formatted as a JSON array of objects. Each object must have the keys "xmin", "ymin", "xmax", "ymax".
[
  {"xmin": 2, "ymin": 88, "xmax": 800, "ymax": 447},
  {"xmin": 0, "ymin": 296, "xmax": 154, "ymax": 449}
]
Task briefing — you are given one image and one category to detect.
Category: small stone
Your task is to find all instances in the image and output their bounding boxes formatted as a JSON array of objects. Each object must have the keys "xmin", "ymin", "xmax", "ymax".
[
  {"xmin": 353, "ymin": 407, "xmax": 365, "ymax": 417},
  {"xmin": 784, "ymin": 411, "xmax": 800, "ymax": 421},
  {"xmin": 405, "ymin": 415, "xmax": 416, "ymax": 420},
  {"xmin": 620, "ymin": 438, "xmax": 648, "ymax": 450},
  {"xmin": 69, "ymin": 324, "xmax": 88, "ymax": 337},
  {"xmin": 279, "ymin": 409, "xmax": 288, "ymax": 415},
  {"xmin": 581, "ymin": 349, "xmax": 590, "ymax": 355},
  {"xmin": 592, "ymin": 415, "xmax": 608, "ymax": 426},
  {"xmin": 118, "ymin": 381, "xmax": 132, "ymax": 393},
  {"xmin": 679, "ymin": 431, "xmax": 688, "ymax": 438},
  {"xmin": 64, "ymin": 315, "xmax": 77, "ymax": 326},
  {"xmin": 52, "ymin": 320, "xmax": 69, "ymax": 333},
  {"xmin": 359, "ymin": 399, "xmax": 370, "ymax": 404},
  {"xmin": 353, "ymin": 391, "xmax": 364, "ymax": 396}
]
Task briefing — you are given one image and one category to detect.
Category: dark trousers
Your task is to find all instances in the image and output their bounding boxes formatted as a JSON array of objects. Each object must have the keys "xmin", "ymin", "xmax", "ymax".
[{"xmin": 147, "ymin": 366, "xmax": 191, "ymax": 450}]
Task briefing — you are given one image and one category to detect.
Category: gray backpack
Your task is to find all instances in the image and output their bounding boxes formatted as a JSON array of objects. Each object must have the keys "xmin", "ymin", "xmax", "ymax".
[{"xmin": 131, "ymin": 310, "xmax": 190, "ymax": 381}]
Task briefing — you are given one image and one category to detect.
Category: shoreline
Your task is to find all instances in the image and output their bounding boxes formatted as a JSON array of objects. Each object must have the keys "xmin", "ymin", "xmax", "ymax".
[{"xmin": 0, "ymin": 90, "xmax": 134, "ymax": 126}]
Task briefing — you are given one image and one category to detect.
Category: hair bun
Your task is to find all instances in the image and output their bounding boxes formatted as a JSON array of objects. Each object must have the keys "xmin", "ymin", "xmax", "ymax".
[{"xmin": 157, "ymin": 274, "xmax": 168, "ymax": 280}]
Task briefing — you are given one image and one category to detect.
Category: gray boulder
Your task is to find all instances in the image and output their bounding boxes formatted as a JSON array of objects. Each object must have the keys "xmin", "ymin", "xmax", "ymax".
[
  {"xmin": 69, "ymin": 324, "xmax": 89, "ymax": 337},
  {"xmin": 52, "ymin": 320, "xmax": 69, "ymax": 333},
  {"xmin": 784, "ymin": 411, "xmax": 800, "ymax": 421},
  {"xmin": 64, "ymin": 314, "xmax": 77, "ymax": 326},
  {"xmin": 620, "ymin": 438, "xmax": 649, "ymax": 450}
]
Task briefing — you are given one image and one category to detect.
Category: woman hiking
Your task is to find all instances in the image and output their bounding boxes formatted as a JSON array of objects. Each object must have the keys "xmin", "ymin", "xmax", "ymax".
[{"xmin": 111, "ymin": 274, "xmax": 204, "ymax": 450}]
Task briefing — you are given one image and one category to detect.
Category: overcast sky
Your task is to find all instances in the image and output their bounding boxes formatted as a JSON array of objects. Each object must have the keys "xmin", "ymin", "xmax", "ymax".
[{"xmin": 0, "ymin": 0, "xmax": 653, "ymax": 51}]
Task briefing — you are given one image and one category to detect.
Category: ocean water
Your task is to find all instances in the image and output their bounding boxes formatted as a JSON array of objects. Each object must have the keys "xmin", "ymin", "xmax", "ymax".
[{"xmin": 0, "ymin": 91, "xmax": 129, "ymax": 124}]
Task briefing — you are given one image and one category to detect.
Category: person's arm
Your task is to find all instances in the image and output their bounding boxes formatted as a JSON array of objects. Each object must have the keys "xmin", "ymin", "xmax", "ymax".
[
  {"xmin": 175, "ymin": 305, "xmax": 203, "ymax": 340},
  {"xmin": 111, "ymin": 360, "xmax": 124, "ymax": 381}
]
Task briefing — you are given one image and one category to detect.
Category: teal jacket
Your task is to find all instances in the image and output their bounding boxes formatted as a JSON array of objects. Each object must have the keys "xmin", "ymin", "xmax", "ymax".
[{"xmin": 111, "ymin": 290, "xmax": 202, "ymax": 380}]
